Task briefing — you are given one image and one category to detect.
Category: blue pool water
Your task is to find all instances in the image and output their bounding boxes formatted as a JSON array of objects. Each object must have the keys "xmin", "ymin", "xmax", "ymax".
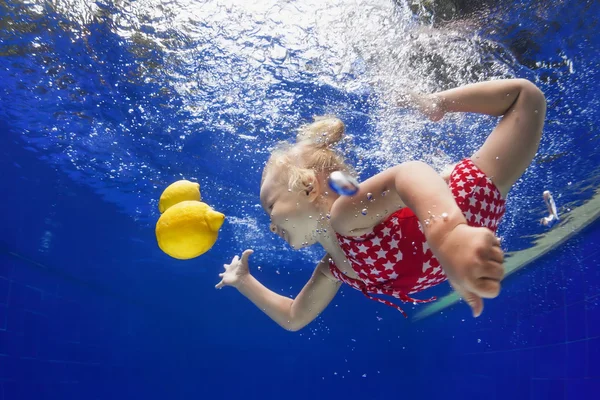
[{"xmin": 1, "ymin": 0, "xmax": 599, "ymax": 399}]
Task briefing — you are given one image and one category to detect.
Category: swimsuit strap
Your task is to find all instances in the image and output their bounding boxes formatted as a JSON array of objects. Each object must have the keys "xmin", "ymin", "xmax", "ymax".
[{"xmin": 359, "ymin": 287, "xmax": 437, "ymax": 318}]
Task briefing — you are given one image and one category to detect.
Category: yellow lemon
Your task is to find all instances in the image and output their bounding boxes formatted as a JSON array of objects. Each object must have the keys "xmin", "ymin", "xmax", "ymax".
[
  {"xmin": 158, "ymin": 180, "xmax": 201, "ymax": 213},
  {"xmin": 156, "ymin": 200, "xmax": 225, "ymax": 260}
]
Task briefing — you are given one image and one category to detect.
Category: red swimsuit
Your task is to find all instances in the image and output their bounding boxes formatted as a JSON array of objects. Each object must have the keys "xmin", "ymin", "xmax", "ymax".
[{"xmin": 328, "ymin": 158, "xmax": 506, "ymax": 317}]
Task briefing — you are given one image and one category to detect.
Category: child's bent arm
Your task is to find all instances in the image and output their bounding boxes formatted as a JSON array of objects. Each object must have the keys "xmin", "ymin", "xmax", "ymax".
[
  {"xmin": 429, "ymin": 78, "xmax": 542, "ymax": 118},
  {"xmin": 236, "ymin": 255, "xmax": 341, "ymax": 332},
  {"xmin": 393, "ymin": 161, "xmax": 467, "ymax": 245},
  {"xmin": 331, "ymin": 161, "xmax": 466, "ymax": 247},
  {"xmin": 330, "ymin": 161, "xmax": 465, "ymax": 241}
]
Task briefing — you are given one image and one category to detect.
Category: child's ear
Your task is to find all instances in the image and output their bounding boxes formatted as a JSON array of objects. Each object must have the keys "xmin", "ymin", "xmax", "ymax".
[{"xmin": 302, "ymin": 178, "xmax": 320, "ymax": 202}]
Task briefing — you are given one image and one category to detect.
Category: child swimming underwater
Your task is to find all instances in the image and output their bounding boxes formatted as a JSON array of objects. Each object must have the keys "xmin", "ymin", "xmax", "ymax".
[{"xmin": 216, "ymin": 78, "xmax": 546, "ymax": 331}]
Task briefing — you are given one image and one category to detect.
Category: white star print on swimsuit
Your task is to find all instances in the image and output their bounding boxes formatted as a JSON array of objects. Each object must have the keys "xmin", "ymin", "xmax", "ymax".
[{"xmin": 329, "ymin": 158, "xmax": 506, "ymax": 317}]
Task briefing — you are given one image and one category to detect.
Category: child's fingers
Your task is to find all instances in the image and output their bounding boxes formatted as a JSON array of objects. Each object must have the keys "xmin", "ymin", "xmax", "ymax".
[
  {"xmin": 462, "ymin": 289, "xmax": 484, "ymax": 318},
  {"xmin": 472, "ymin": 278, "xmax": 501, "ymax": 299},
  {"xmin": 467, "ymin": 293, "xmax": 484, "ymax": 317},
  {"xmin": 241, "ymin": 249, "xmax": 254, "ymax": 265},
  {"xmin": 475, "ymin": 261, "xmax": 504, "ymax": 281},
  {"xmin": 488, "ymin": 245, "xmax": 504, "ymax": 264},
  {"xmin": 215, "ymin": 280, "xmax": 224, "ymax": 289},
  {"xmin": 451, "ymin": 281, "xmax": 484, "ymax": 318}
]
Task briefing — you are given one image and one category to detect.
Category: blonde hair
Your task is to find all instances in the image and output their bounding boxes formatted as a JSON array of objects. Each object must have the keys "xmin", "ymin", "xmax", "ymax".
[{"xmin": 262, "ymin": 115, "xmax": 354, "ymax": 192}]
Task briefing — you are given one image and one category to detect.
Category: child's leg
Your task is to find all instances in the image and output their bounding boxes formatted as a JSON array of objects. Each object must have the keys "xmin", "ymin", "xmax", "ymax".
[{"xmin": 432, "ymin": 79, "xmax": 546, "ymax": 197}]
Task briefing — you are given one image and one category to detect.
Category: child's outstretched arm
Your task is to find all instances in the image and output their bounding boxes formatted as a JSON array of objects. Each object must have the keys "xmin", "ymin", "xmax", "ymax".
[{"xmin": 216, "ymin": 250, "xmax": 341, "ymax": 331}]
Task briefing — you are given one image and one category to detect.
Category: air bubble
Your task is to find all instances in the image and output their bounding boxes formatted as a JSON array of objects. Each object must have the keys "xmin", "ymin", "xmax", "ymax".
[{"xmin": 361, "ymin": 209, "xmax": 368, "ymax": 215}]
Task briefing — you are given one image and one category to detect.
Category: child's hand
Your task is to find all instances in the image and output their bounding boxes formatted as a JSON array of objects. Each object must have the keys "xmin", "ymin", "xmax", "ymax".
[
  {"xmin": 398, "ymin": 92, "xmax": 446, "ymax": 122},
  {"xmin": 434, "ymin": 224, "xmax": 505, "ymax": 317},
  {"xmin": 215, "ymin": 249, "xmax": 253, "ymax": 289}
]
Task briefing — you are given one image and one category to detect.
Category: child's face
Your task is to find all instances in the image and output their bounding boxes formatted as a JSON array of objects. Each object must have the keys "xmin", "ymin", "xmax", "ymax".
[{"xmin": 260, "ymin": 171, "xmax": 322, "ymax": 249}]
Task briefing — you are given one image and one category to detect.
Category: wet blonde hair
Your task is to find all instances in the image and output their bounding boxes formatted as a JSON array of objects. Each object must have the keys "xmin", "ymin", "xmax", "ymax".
[{"xmin": 262, "ymin": 115, "xmax": 355, "ymax": 193}]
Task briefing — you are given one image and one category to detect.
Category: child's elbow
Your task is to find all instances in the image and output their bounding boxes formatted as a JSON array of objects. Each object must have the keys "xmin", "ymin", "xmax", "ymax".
[
  {"xmin": 284, "ymin": 320, "xmax": 307, "ymax": 332},
  {"xmin": 518, "ymin": 79, "xmax": 547, "ymax": 109},
  {"xmin": 283, "ymin": 310, "xmax": 312, "ymax": 332}
]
